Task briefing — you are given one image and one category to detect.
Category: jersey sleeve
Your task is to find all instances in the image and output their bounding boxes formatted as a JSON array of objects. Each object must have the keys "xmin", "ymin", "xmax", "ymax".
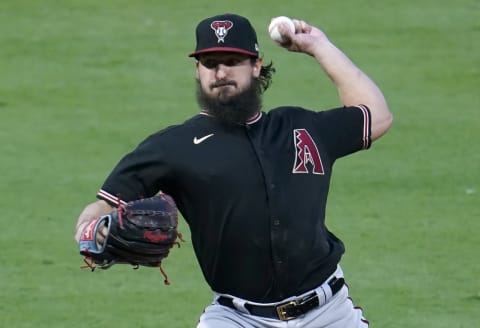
[
  {"xmin": 316, "ymin": 105, "xmax": 371, "ymax": 160},
  {"xmin": 96, "ymin": 134, "xmax": 171, "ymax": 206}
]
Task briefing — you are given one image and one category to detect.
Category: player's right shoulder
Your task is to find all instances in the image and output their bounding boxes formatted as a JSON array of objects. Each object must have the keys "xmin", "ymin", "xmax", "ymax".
[
  {"xmin": 139, "ymin": 114, "xmax": 211, "ymax": 144},
  {"xmin": 145, "ymin": 115, "xmax": 199, "ymax": 134}
]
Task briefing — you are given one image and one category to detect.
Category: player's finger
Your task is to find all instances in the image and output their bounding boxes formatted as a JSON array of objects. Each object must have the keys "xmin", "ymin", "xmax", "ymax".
[
  {"xmin": 96, "ymin": 225, "xmax": 108, "ymax": 247},
  {"xmin": 99, "ymin": 225, "xmax": 108, "ymax": 237},
  {"xmin": 295, "ymin": 20, "xmax": 311, "ymax": 34},
  {"xmin": 292, "ymin": 19, "xmax": 301, "ymax": 32}
]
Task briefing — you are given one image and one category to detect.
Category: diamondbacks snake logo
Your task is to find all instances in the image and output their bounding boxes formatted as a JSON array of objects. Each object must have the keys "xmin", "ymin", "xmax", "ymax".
[{"xmin": 210, "ymin": 20, "xmax": 233, "ymax": 43}]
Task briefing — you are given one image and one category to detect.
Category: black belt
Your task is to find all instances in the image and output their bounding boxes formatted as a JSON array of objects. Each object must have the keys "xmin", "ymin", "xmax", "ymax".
[{"xmin": 217, "ymin": 277, "xmax": 345, "ymax": 321}]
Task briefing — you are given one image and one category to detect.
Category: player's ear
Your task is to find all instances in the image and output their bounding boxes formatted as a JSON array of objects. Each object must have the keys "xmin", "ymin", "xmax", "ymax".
[
  {"xmin": 195, "ymin": 60, "xmax": 200, "ymax": 79},
  {"xmin": 253, "ymin": 58, "xmax": 263, "ymax": 78}
]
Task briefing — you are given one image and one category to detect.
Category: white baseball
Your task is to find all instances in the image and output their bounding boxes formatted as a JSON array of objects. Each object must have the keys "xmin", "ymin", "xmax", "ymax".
[{"xmin": 268, "ymin": 16, "xmax": 295, "ymax": 43}]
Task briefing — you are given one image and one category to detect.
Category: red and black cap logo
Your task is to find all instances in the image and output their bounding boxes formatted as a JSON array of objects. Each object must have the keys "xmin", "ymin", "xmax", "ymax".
[{"xmin": 189, "ymin": 13, "xmax": 259, "ymax": 58}]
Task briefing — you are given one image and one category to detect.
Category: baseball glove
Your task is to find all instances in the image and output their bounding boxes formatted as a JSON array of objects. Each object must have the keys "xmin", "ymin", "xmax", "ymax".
[{"xmin": 78, "ymin": 193, "xmax": 182, "ymax": 284}]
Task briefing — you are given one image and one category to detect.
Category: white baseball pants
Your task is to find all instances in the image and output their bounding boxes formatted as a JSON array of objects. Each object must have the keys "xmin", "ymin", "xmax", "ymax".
[{"xmin": 197, "ymin": 266, "xmax": 369, "ymax": 328}]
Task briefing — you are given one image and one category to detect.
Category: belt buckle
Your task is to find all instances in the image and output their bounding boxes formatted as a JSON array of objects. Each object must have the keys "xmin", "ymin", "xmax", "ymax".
[{"xmin": 276, "ymin": 300, "xmax": 297, "ymax": 321}]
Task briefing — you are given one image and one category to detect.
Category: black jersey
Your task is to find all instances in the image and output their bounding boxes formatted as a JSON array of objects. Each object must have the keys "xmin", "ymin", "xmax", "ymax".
[{"xmin": 97, "ymin": 105, "xmax": 371, "ymax": 302}]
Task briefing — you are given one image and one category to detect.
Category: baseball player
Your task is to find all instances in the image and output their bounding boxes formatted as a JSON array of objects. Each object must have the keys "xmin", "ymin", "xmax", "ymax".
[{"xmin": 75, "ymin": 13, "xmax": 393, "ymax": 328}]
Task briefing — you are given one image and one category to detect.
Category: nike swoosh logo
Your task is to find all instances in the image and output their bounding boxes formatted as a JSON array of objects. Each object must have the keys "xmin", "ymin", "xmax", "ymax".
[{"xmin": 193, "ymin": 133, "xmax": 214, "ymax": 144}]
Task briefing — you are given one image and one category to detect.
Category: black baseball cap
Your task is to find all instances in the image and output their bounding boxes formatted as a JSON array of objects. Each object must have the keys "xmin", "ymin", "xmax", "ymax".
[{"xmin": 189, "ymin": 13, "xmax": 259, "ymax": 58}]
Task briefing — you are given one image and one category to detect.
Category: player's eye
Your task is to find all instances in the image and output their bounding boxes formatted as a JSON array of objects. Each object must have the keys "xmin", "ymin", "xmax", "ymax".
[
  {"xmin": 200, "ymin": 57, "xmax": 248, "ymax": 69},
  {"xmin": 200, "ymin": 59, "xmax": 218, "ymax": 69},
  {"xmin": 224, "ymin": 58, "xmax": 243, "ymax": 66}
]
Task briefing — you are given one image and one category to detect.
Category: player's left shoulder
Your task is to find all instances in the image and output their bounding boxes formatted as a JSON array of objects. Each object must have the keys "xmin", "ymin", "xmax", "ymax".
[
  {"xmin": 268, "ymin": 105, "xmax": 306, "ymax": 114},
  {"xmin": 264, "ymin": 106, "xmax": 319, "ymax": 124},
  {"xmin": 266, "ymin": 106, "xmax": 313, "ymax": 118}
]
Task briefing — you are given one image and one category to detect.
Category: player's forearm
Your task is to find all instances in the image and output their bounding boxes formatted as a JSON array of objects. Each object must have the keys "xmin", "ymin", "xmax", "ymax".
[
  {"xmin": 312, "ymin": 40, "xmax": 393, "ymax": 140},
  {"xmin": 312, "ymin": 41, "xmax": 379, "ymax": 104},
  {"xmin": 74, "ymin": 200, "xmax": 114, "ymax": 242}
]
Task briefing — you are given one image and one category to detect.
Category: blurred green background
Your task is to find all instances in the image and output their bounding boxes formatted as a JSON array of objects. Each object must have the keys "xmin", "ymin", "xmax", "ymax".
[{"xmin": 1, "ymin": 0, "xmax": 478, "ymax": 327}]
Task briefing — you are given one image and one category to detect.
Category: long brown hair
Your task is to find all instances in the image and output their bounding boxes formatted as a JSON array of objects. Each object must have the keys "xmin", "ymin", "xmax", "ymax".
[{"xmin": 252, "ymin": 59, "xmax": 275, "ymax": 93}]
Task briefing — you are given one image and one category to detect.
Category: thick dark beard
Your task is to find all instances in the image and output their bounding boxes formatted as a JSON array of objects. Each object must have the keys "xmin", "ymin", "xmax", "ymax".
[{"xmin": 196, "ymin": 78, "xmax": 262, "ymax": 126}]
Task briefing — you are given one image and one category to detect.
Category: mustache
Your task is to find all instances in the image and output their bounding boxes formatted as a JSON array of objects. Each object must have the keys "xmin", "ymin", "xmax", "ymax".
[{"xmin": 211, "ymin": 80, "xmax": 237, "ymax": 88}]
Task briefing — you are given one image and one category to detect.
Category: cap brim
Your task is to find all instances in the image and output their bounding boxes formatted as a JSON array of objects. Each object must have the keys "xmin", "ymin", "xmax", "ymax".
[{"xmin": 188, "ymin": 47, "xmax": 258, "ymax": 58}]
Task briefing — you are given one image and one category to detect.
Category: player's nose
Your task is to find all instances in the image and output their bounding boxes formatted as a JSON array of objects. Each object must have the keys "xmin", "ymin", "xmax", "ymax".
[{"xmin": 214, "ymin": 64, "xmax": 229, "ymax": 79}]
